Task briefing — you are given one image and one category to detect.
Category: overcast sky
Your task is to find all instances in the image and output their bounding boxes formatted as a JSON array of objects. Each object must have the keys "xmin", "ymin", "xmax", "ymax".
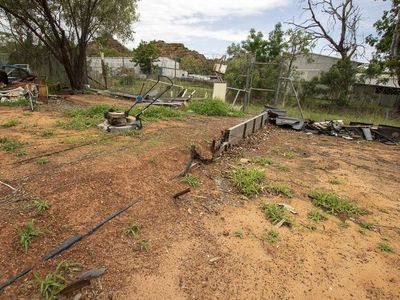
[{"xmin": 127, "ymin": 0, "xmax": 389, "ymax": 60}]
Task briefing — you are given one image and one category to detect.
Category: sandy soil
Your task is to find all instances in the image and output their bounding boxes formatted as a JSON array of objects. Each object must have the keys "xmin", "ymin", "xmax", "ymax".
[{"xmin": 0, "ymin": 95, "xmax": 399, "ymax": 300}]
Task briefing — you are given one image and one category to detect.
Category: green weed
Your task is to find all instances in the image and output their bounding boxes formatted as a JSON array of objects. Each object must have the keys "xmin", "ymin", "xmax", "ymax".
[
  {"xmin": 360, "ymin": 221, "xmax": 375, "ymax": 231},
  {"xmin": 138, "ymin": 240, "xmax": 149, "ymax": 251},
  {"xmin": 309, "ymin": 190, "xmax": 365, "ymax": 216},
  {"xmin": 262, "ymin": 229, "xmax": 279, "ymax": 243},
  {"xmin": 0, "ymin": 98, "xmax": 29, "ymax": 107},
  {"xmin": 40, "ymin": 129, "xmax": 54, "ymax": 138},
  {"xmin": 277, "ymin": 164, "xmax": 290, "ymax": 172},
  {"xmin": 329, "ymin": 177, "xmax": 343, "ymax": 185},
  {"xmin": 378, "ymin": 243, "xmax": 394, "ymax": 253},
  {"xmin": 17, "ymin": 220, "xmax": 41, "ymax": 253},
  {"xmin": 124, "ymin": 221, "xmax": 141, "ymax": 238},
  {"xmin": 2, "ymin": 119, "xmax": 20, "ymax": 128},
  {"xmin": 148, "ymin": 157, "xmax": 157, "ymax": 164},
  {"xmin": 32, "ymin": 200, "xmax": 50, "ymax": 213},
  {"xmin": 233, "ymin": 229, "xmax": 244, "ymax": 238},
  {"xmin": 36, "ymin": 159, "xmax": 49, "ymax": 165},
  {"xmin": 338, "ymin": 221, "xmax": 350, "ymax": 228},
  {"xmin": 0, "ymin": 137, "xmax": 24, "ymax": 154},
  {"xmin": 187, "ymin": 99, "xmax": 243, "ymax": 116},
  {"xmin": 283, "ymin": 150, "xmax": 297, "ymax": 159},
  {"xmin": 33, "ymin": 261, "xmax": 77, "ymax": 299},
  {"xmin": 314, "ymin": 164, "xmax": 328, "ymax": 170},
  {"xmin": 265, "ymin": 183, "xmax": 293, "ymax": 198},
  {"xmin": 181, "ymin": 173, "xmax": 199, "ymax": 187},
  {"xmin": 358, "ymin": 228, "xmax": 366, "ymax": 235},
  {"xmin": 227, "ymin": 167, "xmax": 265, "ymax": 197},
  {"xmin": 260, "ymin": 203, "xmax": 293, "ymax": 227},
  {"xmin": 304, "ymin": 223, "xmax": 317, "ymax": 231},
  {"xmin": 250, "ymin": 157, "xmax": 274, "ymax": 166},
  {"xmin": 308, "ymin": 209, "xmax": 328, "ymax": 222}
]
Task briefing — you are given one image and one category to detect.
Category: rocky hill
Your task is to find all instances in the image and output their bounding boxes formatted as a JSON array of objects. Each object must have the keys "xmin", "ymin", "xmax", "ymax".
[{"xmin": 154, "ymin": 41, "xmax": 207, "ymax": 60}]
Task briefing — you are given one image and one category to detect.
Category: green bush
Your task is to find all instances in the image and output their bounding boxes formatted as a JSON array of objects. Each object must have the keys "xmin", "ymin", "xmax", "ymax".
[{"xmin": 188, "ymin": 99, "xmax": 243, "ymax": 116}]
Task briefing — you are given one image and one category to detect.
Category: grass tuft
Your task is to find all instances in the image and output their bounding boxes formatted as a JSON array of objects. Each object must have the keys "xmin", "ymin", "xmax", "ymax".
[
  {"xmin": 33, "ymin": 261, "xmax": 76, "ymax": 299},
  {"xmin": 138, "ymin": 240, "xmax": 149, "ymax": 251},
  {"xmin": 35, "ymin": 159, "xmax": 49, "ymax": 165},
  {"xmin": 188, "ymin": 99, "xmax": 243, "ymax": 116},
  {"xmin": 309, "ymin": 190, "xmax": 365, "ymax": 216},
  {"xmin": 17, "ymin": 220, "xmax": 41, "ymax": 253},
  {"xmin": 0, "ymin": 137, "xmax": 25, "ymax": 154},
  {"xmin": 329, "ymin": 177, "xmax": 343, "ymax": 185},
  {"xmin": 2, "ymin": 119, "xmax": 20, "ymax": 127},
  {"xmin": 277, "ymin": 164, "xmax": 290, "ymax": 172},
  {"xmin": 262, "ymin": 229, "xmax": 279, "ymax": 243},
  {"xmin": 0, "ymin": 98, "xmax": 29, "ymax": 107},
  {"xmin": 40, "ymin": 129, "xmax": 54, "ymax": 138},
  {"xmin": 249, "ymin": 157, "xmax": 274, "ymax": 166},
  {"xmin": 265, "ymin": 183, "xmax": 293, "ymax": 198},
  {"xmin": 338, "ymin": 221, "xmax": 350, "ymax": 228},
  {"xmin": 378, "ymin": 243, "xmax": 394, "ymax": 253},
  {"xmin": 360, "ymin": 221, "xmax": 375, "ymax": 231},
  {"xmin": 181, "ymin": 173, "xmax": 199, "ymax": 187},
  {"xmin": 124, "ymin": 221, "xmax": 141, "ymax": 238},
  {"xmin": 227, "ymin": 167, "xmax": 265, "ymax": 197},
  {"xmin": 233, "ymin": 229, "xmax": 244, "ymax": 238},
  {"xmin": 308, "ymin": 209, "xmax": 328, "ymax": 222},
  {"xmin": 260, "ymin": 203, "xmax": 293, "ymax": 227}
]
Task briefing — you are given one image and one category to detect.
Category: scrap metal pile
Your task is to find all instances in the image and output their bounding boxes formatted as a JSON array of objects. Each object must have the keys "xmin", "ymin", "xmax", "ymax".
[{"xmin": 266, "ymin": 106, "xmax": 400, "ymax": 145}]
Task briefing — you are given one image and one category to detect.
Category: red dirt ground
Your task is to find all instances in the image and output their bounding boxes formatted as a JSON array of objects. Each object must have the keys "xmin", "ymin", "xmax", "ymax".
[{"xmin": 0, "ymin": 95, "xmax": 399, "ymax": 299}]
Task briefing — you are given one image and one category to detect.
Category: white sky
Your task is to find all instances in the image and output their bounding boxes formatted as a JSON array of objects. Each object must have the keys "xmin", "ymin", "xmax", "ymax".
[{"xmin": 126, "ymin": 0, "xmax": 390, "ymax": 59}]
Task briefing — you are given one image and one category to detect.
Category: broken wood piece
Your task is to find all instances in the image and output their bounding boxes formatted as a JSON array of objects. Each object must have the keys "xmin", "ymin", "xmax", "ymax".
[
  {"xmin": 275, "ymin": 219, "xmax": 286, "ymax": 228},
  {"xmin": 173, "ymin": 188, "xmax": 191, "ymax": 199},
  {"xmin": 60, "ymin": 267, "xmax": 107, "ymax": 295},
  {"xmin": 0, "ymin": 180, "xmax": 17, "ymax": 191}
]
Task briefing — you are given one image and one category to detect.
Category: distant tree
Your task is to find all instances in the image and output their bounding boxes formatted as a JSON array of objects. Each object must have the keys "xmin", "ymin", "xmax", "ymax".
[
  {"xmin": 366, "ymin": 0, "xmax": 400, "ymax": 86},
  {"xmin": 290, "ymin": 0, "xmax": 363, "ymax": 105},
  {"xmin": 0, "ymin": 0, "xmax": 138, "ymax": 90},
  {"xmin": 181, "ymin": 55, "xmax": 205, "ymax": 74},
  {"xmin": 291, "ymin": 0, "xmax": 362, "ymax": 60},
  {"xmin": 132, "ymin": 41, "xmax": 160, "ymax": 75}
]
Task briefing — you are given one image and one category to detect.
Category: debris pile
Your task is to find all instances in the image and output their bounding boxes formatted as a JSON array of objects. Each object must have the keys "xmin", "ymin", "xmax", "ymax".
[{"xmin": 266, "ymin": 106, "xmax": 400, "ymax": 144}]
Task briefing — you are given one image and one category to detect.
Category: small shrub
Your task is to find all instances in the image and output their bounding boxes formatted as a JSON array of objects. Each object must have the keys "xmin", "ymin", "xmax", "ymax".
[
  {"xmin": 233, "ymin": 229, "xmax": 244, "ymax": 238},
  {"xmin": 188, "ymin": 99, "xmax": 243, "ymax": 116},
  {"xmin": 262, "ymin": 229, "xmax": 279, "ymax": 243},
  {"xmin": 2, "ymin": 119, "xmax": 20, "ymax": 127},
  {"xmin": 378, "ymin": 243, "xmax": 394, "ymax": 253},
  {"xmin": 40, "ymin": 129, "xmax": 54, "ymax": 138},
  {"xmin": 260, "ymin": 203, "xmax": 292, "ymax": 227},
  {"xmin": 308, "ymin": 209, "xmax": 327, "ymax": 222},
  {"xmin": 181, "ymin": 173, "xmax": 199, "ymax": 187},
  {"xmin": 265, "ymin": 183, "xmax": 293, "ymax": 198},
  {"xmin": 309, "ymin": 190, "xmax": 365, "ymax": 216},
  {"xmin": 124, "ymin": 221, "xmax": 141, "ymax": 238},
  {"xmin": 36, "ymin": 159, "xmax": 49, "ymax": 165},
  {"xmin": 227, "ymin": 167, "xmax": 265, "ymax": 197},
  {"xmin": 17, "ymin": 220, "xmax": 41, "ymax": 253},
  {"xmin": 250, "ymin": 157, "xmax": 274, "ymax": 166}
]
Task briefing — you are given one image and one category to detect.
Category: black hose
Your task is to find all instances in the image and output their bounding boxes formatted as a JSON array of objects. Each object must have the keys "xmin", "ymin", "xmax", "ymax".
[{"xmin": 0, "ymin": 199, "xmax": 139, "ymax": 291}]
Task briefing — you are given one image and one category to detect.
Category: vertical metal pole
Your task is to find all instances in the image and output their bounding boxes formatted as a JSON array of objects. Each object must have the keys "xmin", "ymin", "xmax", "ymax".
[
  {"xmin": 289, "ymin": 79, "xmax": 305, "ymax": 119},
  {"xmin": 248, "ymin": 57, "xmax": 255, "ymax": 109},
  {"xmin": 242, "ymin": 54, "xmax": 252, "ymax": 112},
  {"xmin": 273, "ymin": 60, "xmax": 284, "ymax": 106}
]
